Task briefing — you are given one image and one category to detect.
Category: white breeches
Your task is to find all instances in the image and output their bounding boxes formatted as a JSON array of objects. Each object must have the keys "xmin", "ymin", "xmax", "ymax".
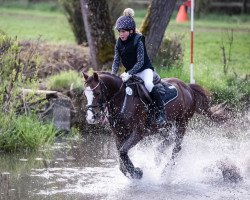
[{"xmin": 135, "ymin": 68, "xmax": 154, "ymax": 92}]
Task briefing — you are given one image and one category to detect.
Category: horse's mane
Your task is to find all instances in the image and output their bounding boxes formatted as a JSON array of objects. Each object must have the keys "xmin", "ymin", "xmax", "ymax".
[
  {"xmin": 96, "ymin": 71, "xmax": 121, "ymax": 81},
  {"xmin": 95, "ymin": 71, "xmax": 117, "ymax": 77}
]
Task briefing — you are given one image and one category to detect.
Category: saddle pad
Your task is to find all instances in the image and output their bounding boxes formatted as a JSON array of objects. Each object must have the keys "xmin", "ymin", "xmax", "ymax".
[{"xmin": 156, "ymin": 82, "xmax": 178, "ymax": 105}]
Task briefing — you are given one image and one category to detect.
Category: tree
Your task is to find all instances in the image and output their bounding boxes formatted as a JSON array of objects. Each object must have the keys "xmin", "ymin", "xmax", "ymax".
[
  {"xmin": 107, "ymin": 0, "xmax": 127, "ymax": 24},
  {"xmin": 59, "ymin": 0, "xmax": 124, "ymax": 46},
  {"xmin": 59, "ymin": 0, "xmax": 87, "ymax": 44},
  {"xmin": 140, "ymin": 0, "xmax": 177, "ymax": 61},
  {"xmin": 242, "ymin": 0, "xmax": 247, "ymax": 14},
  {"xmin": 80, "ymin": 0, "xmax": 116, "ymax": 70}
]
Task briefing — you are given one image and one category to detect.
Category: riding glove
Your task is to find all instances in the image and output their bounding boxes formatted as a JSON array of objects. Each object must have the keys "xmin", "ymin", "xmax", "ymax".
[{"xmin": 120, "ymin": 72, "xmax": 131, "ymax": 82}]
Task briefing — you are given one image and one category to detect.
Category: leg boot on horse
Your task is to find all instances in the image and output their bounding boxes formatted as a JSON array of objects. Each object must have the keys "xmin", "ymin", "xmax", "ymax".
[{"xmin": 150, "ymin": 86, "xmax": 166, "ymax": 126}]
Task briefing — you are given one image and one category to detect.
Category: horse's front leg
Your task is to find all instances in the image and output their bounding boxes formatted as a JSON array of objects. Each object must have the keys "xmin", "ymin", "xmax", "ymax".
[{"xmin": 116, "ymin": 131, "xmax": 143, "ymax": 179}]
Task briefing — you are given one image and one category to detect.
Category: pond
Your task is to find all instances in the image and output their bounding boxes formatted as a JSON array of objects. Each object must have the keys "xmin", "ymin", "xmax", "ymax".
[{"xmin": 0, "ymin": 112, "xmax": 250, "ymax": 200}]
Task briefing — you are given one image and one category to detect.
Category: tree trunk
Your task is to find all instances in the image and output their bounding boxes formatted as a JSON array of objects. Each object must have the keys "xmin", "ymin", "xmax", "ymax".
[
  {"xmin": 80, "ymin": 0, "xmax": 115, "ymax": 70},
  {"xmin": 140, "ymin": 0, "xmax": 177, "ymax": 61},
  {"xmin": 60, "ymin": 0, "xmax": 87, "ymax": 45},
  {"xmin": 242, "ymin": 0, "xmax": 247, "ymax": 14}
]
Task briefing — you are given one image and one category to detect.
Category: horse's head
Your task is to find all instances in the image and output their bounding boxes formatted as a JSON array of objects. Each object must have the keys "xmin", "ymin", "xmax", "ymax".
[
  {"xmin": 83, "ymin": 72, "xmax": 123, "ymax": 124},
  {"xmin": 83, "ymin": 72, "xmax": 106, "ymax": 124}
]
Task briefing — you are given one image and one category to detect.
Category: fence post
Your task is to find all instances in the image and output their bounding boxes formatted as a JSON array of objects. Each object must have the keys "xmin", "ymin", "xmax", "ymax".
[{"xmin": 0, "ymin": 172, "xmax": 10, "ymax": 198}]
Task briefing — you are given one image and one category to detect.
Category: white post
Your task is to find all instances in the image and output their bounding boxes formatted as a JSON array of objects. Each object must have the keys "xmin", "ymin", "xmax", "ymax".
[{"xmin": 190, "ymin": 0, "xmax": 195, "ymax": 83}]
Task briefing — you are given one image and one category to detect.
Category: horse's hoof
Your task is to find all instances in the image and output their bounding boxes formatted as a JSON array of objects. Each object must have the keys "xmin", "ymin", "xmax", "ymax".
[{"xmin": 131, "ymin": 167, "xmax": 143, "ymax": 179}]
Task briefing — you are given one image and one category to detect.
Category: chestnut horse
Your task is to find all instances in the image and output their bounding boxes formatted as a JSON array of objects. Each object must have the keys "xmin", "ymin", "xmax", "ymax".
[{"xmin": 83, "ymin": 72, "xmax": 224, "ymax": 179}]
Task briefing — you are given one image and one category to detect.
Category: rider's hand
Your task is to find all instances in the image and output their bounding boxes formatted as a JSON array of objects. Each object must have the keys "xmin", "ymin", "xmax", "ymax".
[{"xmin": 120, "ymin": 72, "xmax": 131, "ymax": 82}]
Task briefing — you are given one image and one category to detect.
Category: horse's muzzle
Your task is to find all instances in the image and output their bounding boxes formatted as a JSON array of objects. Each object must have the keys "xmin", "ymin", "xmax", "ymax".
[
  {"xmin": 86, "ymin": 109, "xmax": 98, "ymax": 124},
  {"xmin": 86, "ymin": 118, "xmax": 98, "ymax": 124}
]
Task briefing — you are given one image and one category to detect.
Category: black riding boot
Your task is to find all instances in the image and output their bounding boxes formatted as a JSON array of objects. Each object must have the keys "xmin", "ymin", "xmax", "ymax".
[{"xmin": 149, "ymin": 86, "xmax": 166, "ymax": 126}]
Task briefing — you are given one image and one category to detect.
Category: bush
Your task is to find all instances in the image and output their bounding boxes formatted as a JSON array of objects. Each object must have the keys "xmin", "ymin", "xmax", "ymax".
[
  {"xmin": 210, "ymin": 75, "xmax": 250, "ymax": 108},
  {"xmin": 0, "ymin": 32, "xmax": 59, "ymax": 152},
  {"xmin": 0, "ymin": 32, "xmax": 43, "ymax": 112},
  {"xmin": 47, "ymin": 70, "xmax": 83, "ymax": 91},
  {"xmin": 0, "ymin": 113, "xmax": 56, "ymax": 152},
  {"xmin": 155, "ymin": 34, "xmax": 184, "ymax": 69}
]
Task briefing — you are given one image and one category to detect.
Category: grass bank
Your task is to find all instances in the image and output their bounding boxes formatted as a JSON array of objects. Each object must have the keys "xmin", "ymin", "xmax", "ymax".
[{"xmin": 0, "ymin": 113, "xmax": 56, "ymax": 152}]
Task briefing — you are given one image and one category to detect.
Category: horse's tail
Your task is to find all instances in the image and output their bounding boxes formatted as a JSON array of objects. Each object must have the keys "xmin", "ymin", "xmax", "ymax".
[{"xmin": 189, "ymin": 84, "xmax": 227, "ymax": 122}]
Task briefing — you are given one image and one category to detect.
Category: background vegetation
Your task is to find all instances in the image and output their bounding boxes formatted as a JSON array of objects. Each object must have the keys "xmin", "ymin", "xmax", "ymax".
[
  {"xmin": 0, "ymin": 113, "xmax": 56, "ymax": 152},
  {"xmin": 47, "ymin": 70, "xmax": 83, "ymax": 91},
  {"xmin": 0, "ymin": 32, "xmax": 58, "ymax": 152},
  {"xmin": 0, "ymin": 1, "xmax": 249, "ymax": 101}
]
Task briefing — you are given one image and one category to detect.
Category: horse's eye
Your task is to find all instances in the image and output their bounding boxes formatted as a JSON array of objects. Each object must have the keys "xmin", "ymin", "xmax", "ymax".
[{"xmin": 95, "ymin": 92, "xmax": 101, "ymax": 96}]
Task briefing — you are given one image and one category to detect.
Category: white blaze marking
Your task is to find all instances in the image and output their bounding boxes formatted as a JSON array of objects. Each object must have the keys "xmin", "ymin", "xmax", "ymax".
[{"xmin": 84, "ymin": 86, "xmax": 95, "ymax": 123}]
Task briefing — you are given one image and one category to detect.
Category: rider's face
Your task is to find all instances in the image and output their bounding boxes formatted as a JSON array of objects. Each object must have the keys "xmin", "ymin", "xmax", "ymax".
[{"xmin": 118, "ymin": 29, "xmax": 133, "ymax": 41}]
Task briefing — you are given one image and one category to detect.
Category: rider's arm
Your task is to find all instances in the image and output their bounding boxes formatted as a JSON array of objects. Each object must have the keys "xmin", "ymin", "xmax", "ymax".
[
  {"xmin": 111, "ymin": 43, "xmax": 121, "ymax": 75},
  {"xmin": 127, "ymin": 41, "xmax": 144, "ymax": 75}
]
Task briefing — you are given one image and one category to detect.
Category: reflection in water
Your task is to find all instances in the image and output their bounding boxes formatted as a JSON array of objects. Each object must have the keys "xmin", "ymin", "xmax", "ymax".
[{"xmin": 0, "ymin": 112, "xmax": 250, "ymax": 200}]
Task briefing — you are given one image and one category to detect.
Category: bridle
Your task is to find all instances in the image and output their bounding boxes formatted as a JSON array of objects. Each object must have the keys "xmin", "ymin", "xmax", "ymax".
[
  {"xmin": 84, "ymin": 77, "xmax": 124, "ymax": 121},
  {"xmin": 84, "ymin": 80, "xmax": 107, "ymax": 117}
]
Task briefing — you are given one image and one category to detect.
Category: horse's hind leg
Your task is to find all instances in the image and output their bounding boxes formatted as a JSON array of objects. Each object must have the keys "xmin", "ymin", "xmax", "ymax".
[
  {"xmin": 115, "ymin": 131, "xmax": 143, "ymax": 179},
  {"xmin": 157, "ymin": 125, "xmax": 174, "ymax": 154},
  {"xmin": 171, "ymin": 120, "xmax": 187, "ymax": 162}
]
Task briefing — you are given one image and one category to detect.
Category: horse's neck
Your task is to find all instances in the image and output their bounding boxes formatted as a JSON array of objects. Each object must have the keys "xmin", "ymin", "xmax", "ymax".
[
  {"xmin": 101, "ymin": 74, "xmax": 125, "ymax": 112},
  {"xmin": 107, "ymin": 86, "xmax": 125, "ymax": 115}
]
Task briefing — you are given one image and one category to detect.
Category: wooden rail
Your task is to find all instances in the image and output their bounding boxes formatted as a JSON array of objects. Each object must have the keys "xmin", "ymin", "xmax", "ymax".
[
  {"xmin": 210, "ymin": 1, "xmax": 250, "ymax": 8},
  {"xmin": 22, "ymin": 88, "xmax": 58, "ymax": 95},
  {"xmin": 128, "ymin": 0, "xmax": 250, "ymax": 13},
  {"xmin": 210, "ymin": 0, "xmax": 250, "ymax": 13}
]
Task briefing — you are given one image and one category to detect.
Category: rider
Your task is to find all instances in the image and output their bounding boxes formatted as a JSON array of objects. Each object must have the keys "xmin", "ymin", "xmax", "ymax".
[{"xmin": 111, "ymin": 8, "xmax": 166, "ymax": 126}]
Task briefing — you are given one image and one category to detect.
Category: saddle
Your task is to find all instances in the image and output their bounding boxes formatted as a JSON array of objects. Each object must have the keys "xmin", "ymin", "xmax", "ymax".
[{"xmin": 126, "ymin": 73, "xmax": 178, "ymax": 106}]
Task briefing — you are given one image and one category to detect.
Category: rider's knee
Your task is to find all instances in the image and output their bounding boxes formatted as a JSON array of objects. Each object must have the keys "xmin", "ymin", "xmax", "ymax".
[{"xmin": 145, "ymin": 82, "xmax": 154, "ymax": 92}]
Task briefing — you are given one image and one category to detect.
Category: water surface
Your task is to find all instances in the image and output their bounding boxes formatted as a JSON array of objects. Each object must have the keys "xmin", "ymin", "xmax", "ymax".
[{"xmin": 0, "ymin": 112, "xmax": 249, "ymax": 200}]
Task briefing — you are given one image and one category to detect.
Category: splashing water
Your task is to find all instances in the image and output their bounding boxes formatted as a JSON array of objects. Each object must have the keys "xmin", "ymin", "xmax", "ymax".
[{"xmin": 1, "ymin": 112, "xmax": 249, "ymax": 200}]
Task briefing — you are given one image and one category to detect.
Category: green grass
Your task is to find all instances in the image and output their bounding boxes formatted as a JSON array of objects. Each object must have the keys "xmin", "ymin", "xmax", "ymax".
[
  {"xmin": 135, "ymin": 10, "xmax": 250, "ymax": 106},
  {"xmin": 0, "ymin": 7, "xmax": 74, "ymax": 43},
  {"xmin": 47, "ymin": 70, "xmax": 83, "ymax": 91},
  {"xmin": 0, "ymin": 0, "xmax": 61, "ymax": 12},
  {"xmin": 176, "ymin": 30, "xmax": 250, "ymax": 80},
  {"xmin": 0, "ymin": 113, "xmax": 57, "ymax": 152},
  {"xmin": 122, "ymin": 9, "xmax": 250, "ymax": 81}
]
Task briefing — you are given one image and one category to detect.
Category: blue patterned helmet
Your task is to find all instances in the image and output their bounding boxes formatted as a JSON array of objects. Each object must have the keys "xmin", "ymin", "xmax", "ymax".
[{"xmin": 115, "ymin": 8, "xmax": 136, "ymax": 31}]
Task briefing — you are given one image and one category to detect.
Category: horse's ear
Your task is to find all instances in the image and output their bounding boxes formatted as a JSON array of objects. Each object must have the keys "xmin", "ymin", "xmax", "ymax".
[
  {"xmin": 82, "ymin": 72, "xmax": 89, "ymax": 80},
  {"xmin": 93, "ymin": 72, "xmax": 99, "ymax": 81}
]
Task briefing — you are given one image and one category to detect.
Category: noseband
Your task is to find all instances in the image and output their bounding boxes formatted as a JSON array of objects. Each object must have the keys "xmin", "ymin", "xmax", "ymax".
[{"xmin": 85, "ymin": 80, "xmax": 107, "ymax": 119}]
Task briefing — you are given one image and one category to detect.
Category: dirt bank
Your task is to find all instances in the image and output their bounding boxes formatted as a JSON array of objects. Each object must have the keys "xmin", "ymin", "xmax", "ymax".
[{"xmin": 20, "ymin": 41, "xmax": 90, "ymax": 79}]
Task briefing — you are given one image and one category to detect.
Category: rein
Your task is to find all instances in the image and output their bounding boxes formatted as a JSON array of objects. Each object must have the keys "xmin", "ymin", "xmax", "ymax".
[{"xmin": 108, "ymin": 81, "xmax": 124, "ymax": 103}]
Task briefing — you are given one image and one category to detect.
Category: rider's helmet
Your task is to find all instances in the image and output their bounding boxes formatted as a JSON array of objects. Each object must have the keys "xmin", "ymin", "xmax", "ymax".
[{"xmin": 115, "ymin": 8, "xmax": 136, "ymax": 31}]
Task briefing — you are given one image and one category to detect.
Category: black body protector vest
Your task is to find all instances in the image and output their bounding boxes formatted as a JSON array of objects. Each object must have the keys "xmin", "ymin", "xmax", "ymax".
[{"xmin": 117, "ymin": 33, "xmax": 153, "ymax": 74}]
